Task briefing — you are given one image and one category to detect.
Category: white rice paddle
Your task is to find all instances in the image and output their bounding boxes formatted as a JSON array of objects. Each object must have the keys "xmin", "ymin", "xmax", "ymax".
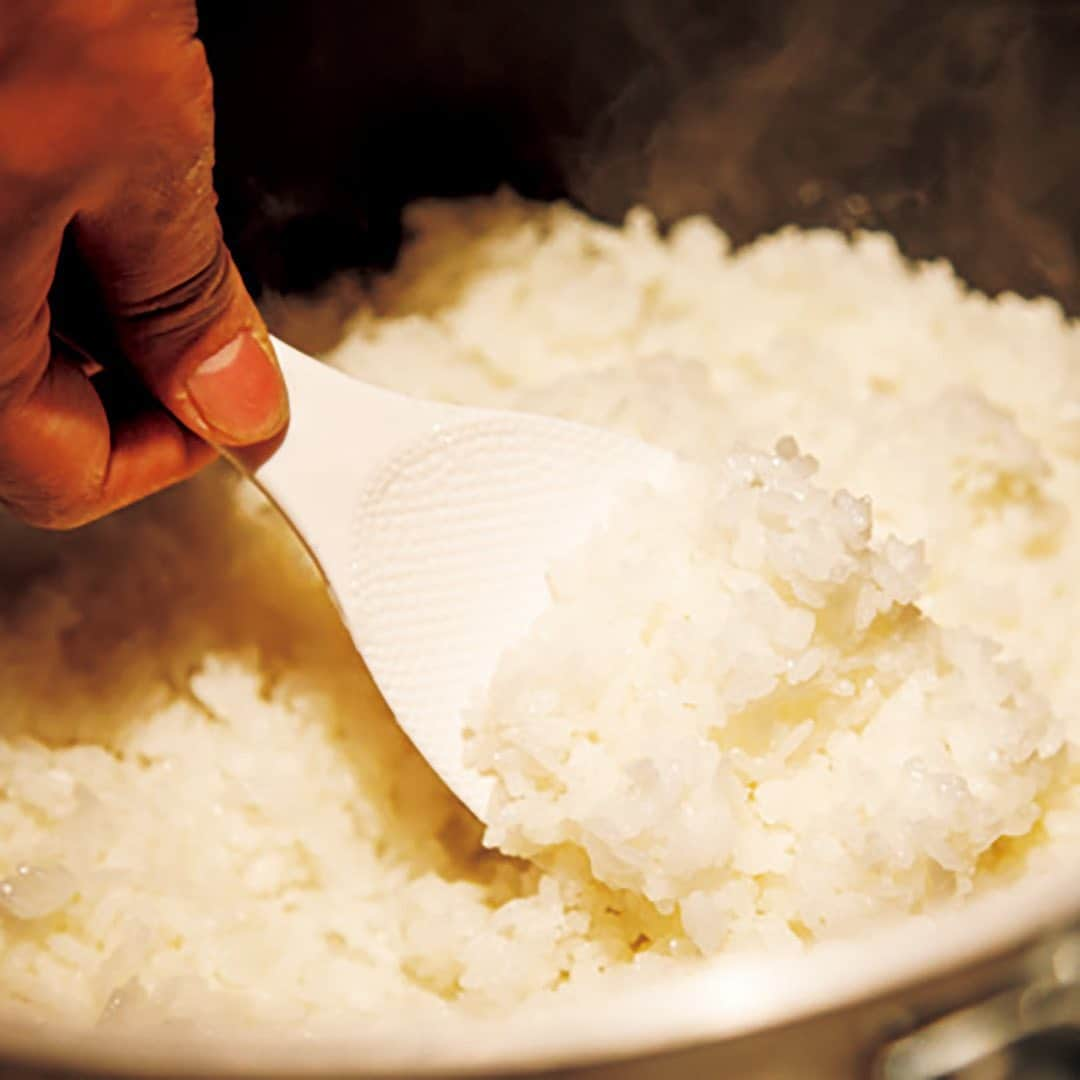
[{"xmin": 247, "ymin": 339, "xmax": 674, "ymax": 820}]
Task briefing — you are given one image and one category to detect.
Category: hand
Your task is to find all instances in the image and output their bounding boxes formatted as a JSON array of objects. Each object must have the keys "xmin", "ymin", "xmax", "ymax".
[{"xmin": 0, "ymin": 0, "xmax": 288, "ymax": 528}]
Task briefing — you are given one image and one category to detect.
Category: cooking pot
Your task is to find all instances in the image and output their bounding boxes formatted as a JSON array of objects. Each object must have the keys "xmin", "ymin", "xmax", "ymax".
[{"xmin": 2, "ymin": 1, "xmax": 1079, "ymax": 1075}]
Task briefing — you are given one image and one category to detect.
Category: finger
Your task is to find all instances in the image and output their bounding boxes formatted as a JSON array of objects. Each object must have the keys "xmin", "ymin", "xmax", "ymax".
[
  {"xmin": 0, "ymin": 328, "xmax": 214, "ymax": 530},
  {"xmin": 91, "ymin": 366, "xmax": 216, "ymax": 517},
  {"xmin": 76, "ymin": 217, "xmax": 288, "ymax": 451},
  {"xmin": 73, "ymin": 34, "xmax": 287, "ymax": 449}
]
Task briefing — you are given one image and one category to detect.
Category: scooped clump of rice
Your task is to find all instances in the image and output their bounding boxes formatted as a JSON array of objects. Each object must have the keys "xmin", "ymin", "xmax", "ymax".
[{"xmin": 467, "ymin": 438, "xmax": 1064, "ymax": 950}]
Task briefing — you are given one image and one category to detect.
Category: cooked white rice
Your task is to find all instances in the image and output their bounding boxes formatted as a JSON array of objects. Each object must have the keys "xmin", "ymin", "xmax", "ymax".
[
  {"xmin": 466, "ymin": 442, "xmax": 1063, "ymax": 952},
  {"xmin": 1, "ymin": 192, "xmax": 1078, "ymax": 1032}
]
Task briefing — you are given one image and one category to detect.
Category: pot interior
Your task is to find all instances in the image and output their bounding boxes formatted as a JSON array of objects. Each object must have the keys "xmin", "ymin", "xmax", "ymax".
[{"xmin": 200, "ymin": 0, "xmax": 1080, "ymax": 312}]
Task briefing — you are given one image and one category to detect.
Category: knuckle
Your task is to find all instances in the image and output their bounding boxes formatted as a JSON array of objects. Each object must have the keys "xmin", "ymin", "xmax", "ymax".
[
  {"xmin": 16, "ymin": 503, "xmax": 86, "ymax": 531},
  {"xmin": 0, "ymin": 367, "xmax": 108, "ymax": 530},
  {"xmin": 113, "ymin": 229, "xmax": 233, "ymax": 342},
  {"xmin": 2, "ymin": 468, "xmax": 105, "ymax": 529},
  {"xmin": 0, "ymin": 319, "xmax": 51, "ymax": 415},
  {"xmin": 0, "ymin": 483, "xmax": 96, "ymax": 531}
]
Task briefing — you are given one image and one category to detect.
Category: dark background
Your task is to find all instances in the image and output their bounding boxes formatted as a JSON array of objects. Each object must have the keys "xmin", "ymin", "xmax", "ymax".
[{"xmin": 197, "ymin": 0, "xmax": 1080, "ymax": 314}]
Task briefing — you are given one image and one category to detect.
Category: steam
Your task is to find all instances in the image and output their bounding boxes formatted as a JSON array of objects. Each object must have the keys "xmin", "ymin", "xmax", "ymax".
[
  {"xmin": 569, "ymin": 0, "xmax": 1080, "ymax": 311},
  {"xmin": 199, "ymin": 1, "xmax": 1079, "ymax": 313}
]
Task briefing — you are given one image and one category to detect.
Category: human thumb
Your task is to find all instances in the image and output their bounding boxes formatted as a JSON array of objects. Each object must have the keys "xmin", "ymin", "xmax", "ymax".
[
  {"xmin": 75, "ymin": 209, "xmax": 288, "ymax": 449},
  {"xmin": 71, "ymin": 32, "xmax": 287, "ymax": 448}
]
